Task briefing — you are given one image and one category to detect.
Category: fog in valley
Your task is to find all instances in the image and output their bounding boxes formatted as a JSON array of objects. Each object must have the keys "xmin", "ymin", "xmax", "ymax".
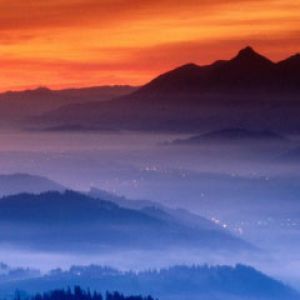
[{"xmin": 0, "ymin": 129, "xmax": 300, "ymax": 289}]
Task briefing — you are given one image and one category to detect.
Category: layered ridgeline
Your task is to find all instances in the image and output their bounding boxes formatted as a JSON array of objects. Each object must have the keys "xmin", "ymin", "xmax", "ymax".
[
  {"xmin": 1, "ymin": 173, "xmax": 300, "ymax": 254},
  {"xmin": 0, "ymin": 190, "xmax": 251, "ymax": 254},
  {"xmin": 0, "ymin": 264, "xmax": 298, "ymax": 300},
  {"xmin": 34, "ymin": 47, "xmax": 300, "ymax": 132},
  {"xmin": 169, "ymin": 127, "xmax": 286, "ymax": 145},
  {"xmin": 1, "ymin": 173, "xmax": 299, "ymax": 254},
  {"xmin": 0, "ymin": 85, "xmax": 136, "ymax": 127}
]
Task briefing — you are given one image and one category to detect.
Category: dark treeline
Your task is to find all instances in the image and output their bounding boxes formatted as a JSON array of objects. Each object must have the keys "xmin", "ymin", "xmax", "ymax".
[
  {"xmin": 7, "ymin": 264, "xmax": 298, "ymax": 300},
  {"xmin": 17, "ymin": 287, "xmax": 155, "ymax": 300}
]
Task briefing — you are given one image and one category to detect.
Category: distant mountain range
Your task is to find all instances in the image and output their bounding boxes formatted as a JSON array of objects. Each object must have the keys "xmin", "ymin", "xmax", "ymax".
[
  {"xmin": 169, "ymin": 127, "xmax": 286, "ymax": 145},
  {"xmin": 2, "ymin": 172, "xmax": 300, "ymax": 252},
  {"xmin": 0, "ymin": 174, "xmax": 65, "ymax": 197},
  {"xmin": 0, "ymin": 173, "xmax": 232, "ymax": 236},
  {"xmin": 0, "ymin": 85, "xmax": 136, "ymax": 128},
  {"xmin": 87, "ymin": 172, "xmax": 300, "ymax": 254},
  {"xmin": 31, "ymin": 47, "xmax": 300, "ymax": 133},
  {"xmin": 88, "ymin": 187, "xmax": 224, "ymax": 234},
  {"xmin": 0, "ymin": 264, "xmax": 298, "ymax": 300},
  {"xmin": 0, "ymin": 190, "xmax": 250, "ymax": 254}
]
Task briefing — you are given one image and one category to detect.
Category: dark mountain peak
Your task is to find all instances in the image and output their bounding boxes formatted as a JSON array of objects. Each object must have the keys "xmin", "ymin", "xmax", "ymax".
[
  {"xmin": 277, "ymin": 53, "xmax": 300, "ymax": 87},
  {"xmin": 19, "ymin": 86, "xmax": 54, "ymax": 98},
  {"xmin": 28, "ymin": 86, "xmax": 53, "ymax": 95},
  {"xmin": 137, "ymin": 46, "xmax": 277, "ymax": 96},
  {"xmin": 134, "ymin": 63, "xmax": 203, "ymax": 94},
  {"xmin": 238, "ymin": 46, "xmax": 257, "ymax": 56},
  {"xmin": 279, "ymin": 53, "xmax": 300, "ymax": 66},
  {"xmin": 153, "ymin": 63, "xmax": 200, "ymax": 78},
  {"xmin": 167, "ymin": 62, "xmax": 202, "ymax": 75},
  {"xmin": 178, "ymin": 63, "xmax": 200, "ymax": 70},
  {"xmin": 232, "ymin": 46, "xmax": 274, "ymax": 66},
  {"xmin": 290, "ymin": 52, "xmax": 300, "ymax": 59},
  {"xmin": 147, "ymin": 63, "xmax": 201, "ymax": 81},
  {"xmin": 161, "ymin": 63, "xmax": 202, "ymax": 77},
  {"xmin": 211, "ymin": 59, "xmax": 227, "ymax": 67}
]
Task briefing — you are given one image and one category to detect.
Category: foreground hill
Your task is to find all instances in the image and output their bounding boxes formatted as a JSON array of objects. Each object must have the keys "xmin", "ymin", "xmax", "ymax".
[
  {"xmin": 36, "ymin": 47, "xmax": 300, "ymax": 133},
  {"xmin": 28, "ymin": 288, "xmax": 154, "ymax": 300},
  {"xmin": 0, "ymin": 173, "xmax": 65, "ymax": 197},
  {"xmin": 0, "ymin": 191, "xmax": 249, "ymax": 253},
  {"xmin": 0, "ymin": 264, "xmax": 298, "ymax": 300}
]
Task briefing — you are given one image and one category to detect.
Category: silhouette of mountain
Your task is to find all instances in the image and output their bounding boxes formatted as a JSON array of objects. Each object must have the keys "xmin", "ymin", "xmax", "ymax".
[
  {"xmin": 36, "ymin": 47, "xmax": 300, "ymax": 133},
  {"xmin": 170, "ymin": 128, "xmax": 286, "ymax": 144},
  {"xmin": 0, "ymin": 174, "xmax": 65, "ymax": 197},
  {"xmin": 277, "ymin": 53, "xmax": 300, "ymax": 87},
  {"xmin": 136, "ymin": 46, "xmax": 278, "ymax": 95},
  {"xmin": 0, "ymin": 191, "xmax": 250, "ymax": 253},
  {"xmin": 0, "ymin": 264, "xmax": 298, "ymax": 300},
  {"xmin": 0, "ymin": 85, "xmax": 136, "ymax": 128}
]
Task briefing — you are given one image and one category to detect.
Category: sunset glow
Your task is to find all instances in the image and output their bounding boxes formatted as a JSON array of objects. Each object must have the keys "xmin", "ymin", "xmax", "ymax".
[{"xmin": 0, "ymin": 0, "xmax": 299, "ymax": 91}]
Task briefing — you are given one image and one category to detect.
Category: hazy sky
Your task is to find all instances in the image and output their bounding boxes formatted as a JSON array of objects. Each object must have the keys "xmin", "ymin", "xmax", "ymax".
[{"xmin": 0, "ymin": 0, "xmax": 299, "ymax": 90}]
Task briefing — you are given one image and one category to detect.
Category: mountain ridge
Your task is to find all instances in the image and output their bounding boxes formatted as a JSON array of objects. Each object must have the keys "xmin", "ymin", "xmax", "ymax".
[
  {"xmin": 0, "ymin": 85, "xmax": 137, "ymax": 128},
  {"xmin": 134, "ymin": 46, "xmax": 298, "ymax": 95},
  {"xmin": 0, "ymin": 190, "xmax": 251, "ymax": 253},
  {"xmin": 30, "ymin": 46, "xmax": 300, "ymax": 133},
  {"xmin": 0, "ymin": 173, "xmax": 65, "ymax": 197}
]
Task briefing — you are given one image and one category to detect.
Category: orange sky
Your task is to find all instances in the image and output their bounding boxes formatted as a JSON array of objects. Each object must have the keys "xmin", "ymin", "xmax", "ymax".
[{"xmin": 0, "ymin": 0, "xmax": 299, "ymax": 91}]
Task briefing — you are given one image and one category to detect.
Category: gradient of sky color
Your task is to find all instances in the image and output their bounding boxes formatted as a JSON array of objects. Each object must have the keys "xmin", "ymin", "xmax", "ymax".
[{"xmin": 0, "ymin": 0, "xmax": 299, "ymax": 91}]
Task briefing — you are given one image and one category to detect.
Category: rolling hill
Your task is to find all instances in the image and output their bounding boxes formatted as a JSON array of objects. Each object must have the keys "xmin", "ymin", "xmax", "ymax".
[{"xmin": 0, "ymin": 190, "xmax": 251, "ymax": 253}]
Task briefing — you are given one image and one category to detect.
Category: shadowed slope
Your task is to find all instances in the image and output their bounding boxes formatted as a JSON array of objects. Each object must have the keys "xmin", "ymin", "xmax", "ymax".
[{"xmin": 0, "ymin": 191, "xmax": 251, "ymax": 253}]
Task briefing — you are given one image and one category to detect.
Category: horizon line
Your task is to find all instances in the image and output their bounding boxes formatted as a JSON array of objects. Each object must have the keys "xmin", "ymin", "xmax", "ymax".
[{"xmin": 1, "ymin": 46, "xmax": 299, "ymax": 94}]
